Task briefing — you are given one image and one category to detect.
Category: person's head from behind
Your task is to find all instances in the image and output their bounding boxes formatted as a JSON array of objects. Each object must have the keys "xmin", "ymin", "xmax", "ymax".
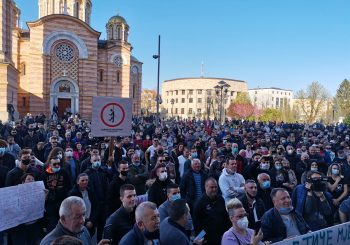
[
  {"xmin": 51, "ymin": 235, "xmax": 83, "ymax": 245},
  {"xmin": 120, "ymin": 184, "xmax": 136, "ymax": 211},
  {"xmin": 59, "ymin": 196, "xmax": 86, "ymax": 234},
  {"xmin": 205, "ymin": 177, "xmax": 218, "ymax": 199},
  {"xmin": 271, "ymin": 188, "xmax": 292, "ymax": 213},
  {"xmin": 135, "ymin": 201, "xmax": 160, "ymax": 236},
  {"xmin": 168, "ymin": 199, "xmax": 190, "ymax": 228},
  {"xmin": 166, "ymin": 183, "xmax": 181, "ymax": 202},
  {"xmin": 226, "ymin": 198, "xmax": 248, "ymax": 230}
]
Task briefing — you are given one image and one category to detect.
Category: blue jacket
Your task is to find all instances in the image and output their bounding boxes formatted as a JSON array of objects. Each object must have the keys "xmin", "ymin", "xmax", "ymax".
[
  {"xmin": 261, "ymin": 208, "xmax": 310, "ymax": 243},
  {"xmin": 292, "ymin": 184, "xmax": 333, "ymax": 216},
  {"xmin": 119, "ymin": 224, "xmax": 146, "ymax": 245},
  {"xmin": 160, "ymin": 217, "xmax": 190, "ymax": 245}
]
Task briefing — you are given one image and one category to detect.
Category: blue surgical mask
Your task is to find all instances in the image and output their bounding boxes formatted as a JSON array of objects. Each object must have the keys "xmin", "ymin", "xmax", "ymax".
[
  {"xmin": 261, "ymin": 180, "xmax": 271, "ymax": 189},
  {"xmin": 92, "ymin": 161, "xmax": 101, "ymax": 168},
  {"xmin": 170, "ymin": 193, "xmax": 181, "ymax": 202},
  {"xmin": 279, "ymin": 206, "xmax": 293, "ymax": 215},
  {"xmin": 191, "ymin": 153, "xmax": 198, "ymax": 158},
  {"xmin": 232, "ymin": 148, "xmax": 238, "ymax": 155},
  {"xmin": 52, "ymin": 167, "xmax": 61, "ymax": 173},
  {"xmin": 0, "ymin": 147, "xmax": 5, "ymax": 155},
  {"xmin": 332, "ymin": 169, "xmax": 339, "ymax": 175},
  {"xmin": 275, "ymin": 165, "xmax": 282, "ymax": 171}
]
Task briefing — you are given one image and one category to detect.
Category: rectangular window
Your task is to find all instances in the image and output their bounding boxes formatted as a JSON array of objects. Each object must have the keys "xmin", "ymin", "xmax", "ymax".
[
  {"xmin": 198, "ymin": 98, "xmax": 202, "ymax": 103},
  {"xmin": 22, "ymin": 97, "xmax": 26, "ymax": 107},
  {"xmin": 231, "ymin": 91, "xmax": 234, "ymax": 96},
  {"xmin": 276, "ymin": 98, "xmax": 279, "ymax": 107},
  {"xmin": 272, "ymin": 97, "xmax": 274, "ymax": 101},
  {"xmin": 175, "ymin": 90, "xmax": 178, "ymax": 95},
  {"xmin": 189, "ymin": 98, "xmax": 193, "ymax": 103},
  {"xmin": 176, "ymin": 98, "xmax": 178, "ymax": 103},
  {"xmin": 197, "ymin": 108, "xmax": 201, "ymax": 113},
  {"xmin": 207, "ymin": 90, "xmax": 212, "ymax": 96},
  {"xmin": 189, "ymin": 108, "xmax": 193, "ymax": 114},
  {"xmin": 182, "ymin": 90, "xmax": 185, "ymax": 95},
  {"xmin": 181, "ymin": 108, "xmax": 184, "ymax": 114},
  {"xmin": 117, "ymin": 71, "xmax": 120, "ymax": 83},
  {"xmin": 175, "ymin": 108, "xmax": 178, "ymax": 114},
  {"xmin": 99, "ymin": 70, "xmax": 103, "ymax": 82},
  {"xmin": 171, "ymin": 91, "xmax": 173, "ymax": 96},
  {"xmin": 181, "ymin": 98, "xmax": 185, "ymax": 103},
  {"xmin": 198, "ymin": 90, "xmax": 202, "ymax": 95},
  {"xmin": 166, "ymin": 91, "xmax": 169, "ymax": 96},
  {"xmin": 189, "ymin": 90, "xmax": 193, "ymax": 95}
]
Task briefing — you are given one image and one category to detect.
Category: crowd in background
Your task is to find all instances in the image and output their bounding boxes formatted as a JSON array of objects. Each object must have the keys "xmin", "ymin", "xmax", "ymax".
[{"xmin": 1, "ymin": 113, "xmax": 350, "ymax": 245}]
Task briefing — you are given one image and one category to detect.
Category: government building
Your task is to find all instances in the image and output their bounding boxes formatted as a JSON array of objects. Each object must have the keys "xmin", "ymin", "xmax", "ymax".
[
  {"xmin": 0, "ymin": 0, "xmax": 142, "ymax": 121},
  {"xmin": 162, "ymin": 77, "xmax": 247, "ymax": 119}
]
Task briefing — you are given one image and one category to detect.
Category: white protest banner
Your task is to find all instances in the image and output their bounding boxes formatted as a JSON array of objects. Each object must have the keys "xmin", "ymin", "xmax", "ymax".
[
  {"xmin": 0, "ymin": 181, "xmax": 45, "ymax": 231},
  {"xmin": 274, "ymin": 221, "xmax": 350, "ymax": 245},
  {"xmin": 91, "ymin": 97, "xmax": 132, "ymax": 137}
]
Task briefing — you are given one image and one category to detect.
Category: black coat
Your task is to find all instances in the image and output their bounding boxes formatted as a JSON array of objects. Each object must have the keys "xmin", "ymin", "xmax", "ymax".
[
  {"xmin": 192, "ymin": 193, "xmax": 231, "ymax": 245},
  {"xmin": 103, "ymin": 206, "xmax": 135, "ymax": 245},
  {"xmin": 84, "ymin": 167, "xmax": 108, "ymax": 204},
  {"xmin": 68, "ymin": 185, "xmax": 99, "ymax": 225},
  {"xmin": 239, "ymin": 194, "xmax": 266, "ymax": 229},
  {"xmin": 106, "ymin": 176, "xmax": 130, "ymax": 215},
  {"xmin": 148, "ymin": 177, "xmax": 173, "ymax": 207}
]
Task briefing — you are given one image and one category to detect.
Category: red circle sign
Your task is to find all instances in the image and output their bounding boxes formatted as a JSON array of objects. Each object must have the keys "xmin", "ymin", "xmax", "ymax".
[{"xmin": 100, "ymin": 102, "xmax": 126, "ymax": 127}]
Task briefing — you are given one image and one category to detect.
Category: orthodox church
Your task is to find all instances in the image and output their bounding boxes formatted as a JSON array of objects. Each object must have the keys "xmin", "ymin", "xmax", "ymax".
[{"xmin": 0, "ymin": 0, "xmax": 142, "ymax": 121}]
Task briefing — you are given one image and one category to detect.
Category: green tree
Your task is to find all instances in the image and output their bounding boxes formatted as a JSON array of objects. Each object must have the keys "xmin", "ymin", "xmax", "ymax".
[
  {"xmin": 259, "ymin": 108, "xmax": 282, "ymax": 122},
  {"xmin": 334, "ymin": 79, "xmax": 350, "ymax": 117},
  {"xmin": 233, "ymin": 92, "xmax": 252, "ymax": 104},
  {"xmin": 294, "ymin": 81, "xmax": 329, "ymax": 123},
  {"xmin": 344, "ymin": 115, "xmax": 350, "ymax": 127}
]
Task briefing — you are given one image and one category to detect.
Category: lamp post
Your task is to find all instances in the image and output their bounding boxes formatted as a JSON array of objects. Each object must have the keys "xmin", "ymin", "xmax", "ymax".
[
  {"xmin": 214, "ymin": 80, "xmax": 230, "ymax": 124},
  {"xmin": 170, "ymin": 98, "xmax": 174, "ymax": 118},
  {"xmin": 153, "ymin": 35, "xmax": 161, "ymax": 127}
]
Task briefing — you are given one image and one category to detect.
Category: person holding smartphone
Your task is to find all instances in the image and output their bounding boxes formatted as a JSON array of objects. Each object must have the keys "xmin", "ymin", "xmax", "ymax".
[{"xmin": 222, "ymin": 198, "xmax": 266, "ymax": 245}]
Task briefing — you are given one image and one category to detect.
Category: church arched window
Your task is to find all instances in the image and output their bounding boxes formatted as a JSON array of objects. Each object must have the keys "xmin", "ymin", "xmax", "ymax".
[{"xmin": 58, "ymin": 83, "xmax": 71, "ymax": 93}]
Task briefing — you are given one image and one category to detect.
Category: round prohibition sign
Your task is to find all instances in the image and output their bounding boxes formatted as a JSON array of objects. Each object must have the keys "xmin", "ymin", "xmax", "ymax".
[{"xmin": 100, "ymin": 102, "xmax": 125, "ymax": 127}]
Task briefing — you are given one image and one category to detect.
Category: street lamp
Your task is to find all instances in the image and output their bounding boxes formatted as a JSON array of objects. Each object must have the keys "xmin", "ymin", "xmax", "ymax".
[
  {"xmin": 153, "ymin": 35, "xmax": 161, "ymax": 127},
  {"xmin": 214, "ymin": 80, "xmax": 230, "ymax": 124},
  {"xmin": 170, "ymin": 98, "xmax": 175, "ymax": 117}
]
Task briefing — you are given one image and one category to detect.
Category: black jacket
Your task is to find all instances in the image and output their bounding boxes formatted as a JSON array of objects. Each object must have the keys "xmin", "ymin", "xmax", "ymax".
[
  {"xmin": 103, "ymin": 206, "xmax": 135, "ymax": 245},
  {"xmin": 239, "ymin": 194, "xmax": 266, "ymax": 229},
  {"xmin": 148, "ymin": 177, "xmax": 173, "ymax": 207},
  {"xmin": 68, "ymin": 185, "xmax": 99, "ymax": 225},
  {"xmin": 84, "ymin": 167, "xmax": 108, "ymax": 204},
  {"xmin": 106, "ymin": 175, "xmax": 129, "ymax": 215},
  {"xmin": 119, "ymin": 224, "xmax": 147, "ymax": 245},
  {"xmin": 261, "ymin": 208, "xmax": 310, "ymax": 243},
  {"xmin": 5, "ymin": 166, "xmax": 38, "ymax": 187},
  {"xmin": 192, "ymin": 193, "xmax": 231, "ymax": 245},
  {"xmin": 180, "ymin": 169, "xmax": 208, "ymax": 210},
  {"xmin": 256, "ymin": 185, "xmax": 274, "ymax": 210}
]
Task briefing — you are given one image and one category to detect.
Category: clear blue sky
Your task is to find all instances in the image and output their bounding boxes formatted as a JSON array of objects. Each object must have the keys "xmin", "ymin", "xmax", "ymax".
[{"xmin": 16, "ymin": 0, "xmax": 350, "ymax": 96}]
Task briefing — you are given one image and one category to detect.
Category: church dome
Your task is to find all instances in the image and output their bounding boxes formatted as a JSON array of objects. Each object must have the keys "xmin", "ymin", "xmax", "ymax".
[{"xmin": 107, "ymin": 15, "xmax": 128, "ymax": 26}]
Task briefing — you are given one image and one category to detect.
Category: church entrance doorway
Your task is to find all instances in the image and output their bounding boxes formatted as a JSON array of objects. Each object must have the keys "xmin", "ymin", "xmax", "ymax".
[
  {"xmin": 50, "ymin": 78, "xmax": 79, "ymax": 118},
  {"xmin": 58, "ymin": 98, "xmax": 71, "ymax": 118}
]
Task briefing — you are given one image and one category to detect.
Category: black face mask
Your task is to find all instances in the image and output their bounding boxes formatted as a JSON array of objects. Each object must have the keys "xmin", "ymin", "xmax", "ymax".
[
  {"xmin": 120, "ymin": 171, "xmax": 128, "ymax": 177},
  {"xmin": 144, "ymin": 229, "xmax": 160, "ymax": 240},
  {"xmin": 22, "ymin": 159, "xmax": 31, "ymax": 165}
]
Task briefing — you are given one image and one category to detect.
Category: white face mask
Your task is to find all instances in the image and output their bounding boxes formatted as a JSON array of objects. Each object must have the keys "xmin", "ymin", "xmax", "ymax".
[
  {"xmin": 65, "ymin": 151, "xmax": 73, "ymax": 157},
  {"xmin": 159, "ymin": 172, "xmax": 168, "ymax": 181},
  {"xmin": 236, "ymin": 216, "xmax": 249, "ymax": 229},
  {"xmin": 57, "ymin": 154, "xmax": 63, "ymax": 160}
]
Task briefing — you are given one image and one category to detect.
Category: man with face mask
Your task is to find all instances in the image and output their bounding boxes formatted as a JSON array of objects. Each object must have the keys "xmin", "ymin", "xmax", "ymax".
[
  {"xmin": 238, "ymin": 180, "xmax": 266, "ymax": 229},
  {"xmin": 119, "ymin": 201, "xmax": 160, "ymax": 245},
  {"xmin": 107, "ymin": 160, "xmax": 131, "ymax": 215},
  {"xmin": 256, "ymin": 173, "xmax": 274, "ymax": 210},
  {"xmin": 6, "ymin": 135, "xmax": 21, "ymax": 159},
  {"xmin": 42, "ymin": 155, "xmax": 72, "ymax": 232},
  {"xmin": 128, "ymin": 153, "xmax": 149, "ymax": 195},
  {"xmin": 84, "ymin": 154, "xmax": 108, "ymax": 240},
  {"xmin": 261, "ymin": 188, "xmax": 310, "ymax": 243},
  {"xmin": 63, "ymin": 147, "xmax": 80, "ymax": 186},
  {"xmin": 148, "ymin": 163, "xmax": 172, "ymax": 207},
  {"xmin": 5, "ymin": 149, "xmax": 36, "ymax": 186}
]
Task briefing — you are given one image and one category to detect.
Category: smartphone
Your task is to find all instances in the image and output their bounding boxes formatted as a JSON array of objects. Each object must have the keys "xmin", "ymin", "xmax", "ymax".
[
  {"xmin": 254, "ymin": 220, "xmax": 261, "ymax": 234},
  {"xmin": 195, "ymin": 230, "xmax": 206, "ymax": 240}
]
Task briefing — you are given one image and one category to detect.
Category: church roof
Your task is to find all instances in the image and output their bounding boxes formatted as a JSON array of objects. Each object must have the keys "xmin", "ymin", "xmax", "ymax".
[{"xmin": 107, "ymin": 15, "xmax": 128, "ymax": 26}]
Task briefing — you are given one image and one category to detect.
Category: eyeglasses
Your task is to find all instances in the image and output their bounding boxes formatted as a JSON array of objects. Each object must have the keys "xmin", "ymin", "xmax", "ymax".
[{"xmin": 52, "ymin": 162, "xmax": 60, "ymax": 166}]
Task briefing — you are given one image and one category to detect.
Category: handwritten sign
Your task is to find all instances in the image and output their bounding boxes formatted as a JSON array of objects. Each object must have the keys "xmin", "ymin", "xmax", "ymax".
[
  {"xmin": 0, "ymin": 181, "xmax": 45, "ymax": 231},
  {"xmin": 91, "ymin": 97, "xmax": 132, "ymax": 137},
  {"xmin": 274, "ymin": 221, "xmax": 350, "ymax": 245}
]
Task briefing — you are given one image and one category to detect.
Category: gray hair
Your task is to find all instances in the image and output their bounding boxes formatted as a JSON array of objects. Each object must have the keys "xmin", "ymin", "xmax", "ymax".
[
  {"xmin": 135, "ymin": 201, "xmax": 157, "ymax": 223},
  {"xmin": 59, "ymin": 196, "xmax": 86, "ymax": 218},
  {"xmin": 257, "ymin": 173, "xmax": 270, "ymax": 182}
]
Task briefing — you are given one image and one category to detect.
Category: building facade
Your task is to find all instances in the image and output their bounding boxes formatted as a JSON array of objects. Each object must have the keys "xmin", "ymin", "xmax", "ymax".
[
  {"xmin": 162, "ymin": 77, "xmax": 247, "ymax": 119},
  {"xmin": 141, "ymin": 89, "xmax": 157, "ymax": 115},
  {"xmin": 0, "ymin": 0, "xmax": 142, "ymax": 121},
  {"xmin": 248, "ymin": 87, "xmax": 293, "ymax": 110}
]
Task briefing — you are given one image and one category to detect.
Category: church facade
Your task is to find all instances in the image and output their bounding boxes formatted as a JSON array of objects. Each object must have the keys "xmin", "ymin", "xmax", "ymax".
[{"xmin": 0, "ymin": 0, "xmax": 142, "ymax": 121}]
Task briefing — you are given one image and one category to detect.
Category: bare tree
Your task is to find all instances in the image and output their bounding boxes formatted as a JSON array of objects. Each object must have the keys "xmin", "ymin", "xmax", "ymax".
[{"xmin": 294, "ymin": 82, "xmax": 329, "ymax": 123}]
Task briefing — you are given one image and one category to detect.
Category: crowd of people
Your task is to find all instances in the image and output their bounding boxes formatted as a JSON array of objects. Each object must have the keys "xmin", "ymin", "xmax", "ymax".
[{"xmin": 1, "ymin": 113, "xmax": 350, "ymax": 245}]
